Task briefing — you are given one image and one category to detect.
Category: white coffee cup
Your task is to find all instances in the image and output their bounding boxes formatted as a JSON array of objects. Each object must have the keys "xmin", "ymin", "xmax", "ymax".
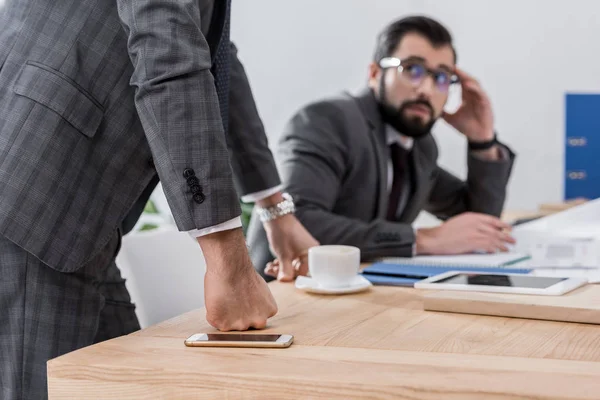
[{"xmin": 308, "ymin": 245, "xmax": 361, "ymax": 288}]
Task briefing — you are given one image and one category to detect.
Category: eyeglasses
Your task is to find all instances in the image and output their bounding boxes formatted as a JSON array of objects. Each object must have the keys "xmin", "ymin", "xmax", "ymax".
[{"xmin": 379, "ymin": 57, "xmax": 459, "ymax": 93}]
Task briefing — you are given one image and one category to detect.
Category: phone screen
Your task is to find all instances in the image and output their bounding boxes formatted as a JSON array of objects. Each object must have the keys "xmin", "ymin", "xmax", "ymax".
[
  {"xmin": 433, "ymin": 273, "xmax": 567, "ymax": 289},
  {"xmin": 203, "ymin": 333, "xmax": 282, "ymax": 342}
]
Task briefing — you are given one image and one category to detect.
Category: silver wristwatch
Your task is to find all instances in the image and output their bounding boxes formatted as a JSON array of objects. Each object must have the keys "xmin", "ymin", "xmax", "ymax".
[{"xmin": 256, "ymin": 192, "xmax": 296, "ymax": 222}]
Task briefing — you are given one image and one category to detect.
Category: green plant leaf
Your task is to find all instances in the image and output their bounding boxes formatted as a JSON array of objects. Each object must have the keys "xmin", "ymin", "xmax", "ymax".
[
  {"xmin": 144, "ymin": 200, "xmax": 159, "ymax": 214},
  {"xmin": 139, "ymin": 223, "xmax": 159, "ymax": 231},
  {"xmin": 240, "ymin": 202, "xmax": 254, "ymax": 234}
]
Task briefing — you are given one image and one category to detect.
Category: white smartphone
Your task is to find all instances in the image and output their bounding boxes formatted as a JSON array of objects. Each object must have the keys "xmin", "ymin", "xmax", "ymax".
[
  {"xmin": 414, "ymin": 271, "xmax": 587, "ymax": 296},
  {"xmin": 184, "ymin": 333, "xmax": 294, "ymax": 348}
]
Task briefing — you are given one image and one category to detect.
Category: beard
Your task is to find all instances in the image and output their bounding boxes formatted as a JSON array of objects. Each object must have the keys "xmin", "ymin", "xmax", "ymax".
[{"xmin": 375, "ymin": 81, "xmax": 436, "ymax": 138}]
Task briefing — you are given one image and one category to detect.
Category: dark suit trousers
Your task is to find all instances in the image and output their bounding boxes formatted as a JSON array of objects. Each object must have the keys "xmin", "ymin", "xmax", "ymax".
[{"xmin": 0, "ymin": 232, "xmax": 141, "ymax": 400}]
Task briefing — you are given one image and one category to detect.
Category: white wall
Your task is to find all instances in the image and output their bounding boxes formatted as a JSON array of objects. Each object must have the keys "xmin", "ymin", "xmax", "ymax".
[{"xmin": 231, "ymin": 0, "xmax": 600, "ymax": 211}]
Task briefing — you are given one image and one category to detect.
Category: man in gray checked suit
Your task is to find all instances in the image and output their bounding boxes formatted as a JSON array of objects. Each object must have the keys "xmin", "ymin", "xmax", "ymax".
[
  {"xmin": 248, "ymin": 16, "xmax": 517, "ymax": 280},
  {"xmin": 0, "ymin": 0, "xmax": 317, "ymax": 398}
]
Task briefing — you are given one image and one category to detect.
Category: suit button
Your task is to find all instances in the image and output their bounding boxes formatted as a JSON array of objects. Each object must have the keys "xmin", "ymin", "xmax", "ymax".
[
  {"xmin": 193, "ymin": 193, "xmax": 205, "ymax": 204},
  {"xmin": 190, "ymin": 185, "xmax": 202, "ymax": 194},
  {"xmin": 186, "ymin": 176, "xmax": 200, "ymax": 186},
  {"xmin": 183, "ymin": 168, "xmax": 195, "ymax": 179}
]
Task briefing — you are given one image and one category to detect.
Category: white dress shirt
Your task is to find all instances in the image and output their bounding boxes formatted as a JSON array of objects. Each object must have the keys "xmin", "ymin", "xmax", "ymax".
[{"xmin": 187, "ymin": 184, "xmax": 283, "ymax": 238}]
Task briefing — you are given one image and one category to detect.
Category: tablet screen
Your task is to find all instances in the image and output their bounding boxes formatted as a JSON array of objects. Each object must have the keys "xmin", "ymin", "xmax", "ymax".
[{"xmin": 433, "ymin": 273, "xmax": 567, "ymax": 289}]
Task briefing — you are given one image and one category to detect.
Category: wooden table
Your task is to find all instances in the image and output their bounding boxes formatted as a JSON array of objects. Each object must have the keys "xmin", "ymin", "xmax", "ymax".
[{"xmin": 48, "ymin": 282, "xmax": 600, "ymax": 399}]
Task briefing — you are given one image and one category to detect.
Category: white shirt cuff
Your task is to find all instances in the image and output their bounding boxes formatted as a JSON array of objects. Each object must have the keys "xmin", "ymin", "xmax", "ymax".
[
  {"xmin": 187, "ymin": 216, "xmax": 243, "ymax": 238},
  {"xmin": 240, "ymin": 185, "xmax": 283, "ymax": 203}
]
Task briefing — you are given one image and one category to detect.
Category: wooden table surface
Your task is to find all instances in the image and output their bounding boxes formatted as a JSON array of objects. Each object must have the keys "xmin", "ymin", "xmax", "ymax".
[{"xmin": 48, "ymin": 282, "xmax": 600, "ymax": 399}]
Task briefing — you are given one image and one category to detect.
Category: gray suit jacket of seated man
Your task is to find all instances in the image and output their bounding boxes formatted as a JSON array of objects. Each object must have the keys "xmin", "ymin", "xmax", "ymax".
[{"xmin": 247, "ymin": 88, "xmax": 515, "ymax": 280}]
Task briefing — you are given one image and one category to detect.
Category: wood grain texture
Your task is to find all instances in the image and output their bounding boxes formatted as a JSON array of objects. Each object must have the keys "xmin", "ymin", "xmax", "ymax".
[
  {"xmin": 423, "ymin": 284, "xmax": 600, "ymax": 325},
  {"xmin": 48, "ymin": 282, "xmax": 600, "ymax": 399}
]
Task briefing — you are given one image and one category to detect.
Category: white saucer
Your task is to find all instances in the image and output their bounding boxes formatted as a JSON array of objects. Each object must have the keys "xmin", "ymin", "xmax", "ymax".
[{"xmin": 295, "ymin": 275, "xmax": 372, "ymax": 295}]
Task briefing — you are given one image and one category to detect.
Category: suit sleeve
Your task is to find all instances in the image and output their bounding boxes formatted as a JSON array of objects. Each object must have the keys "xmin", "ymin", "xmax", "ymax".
[
  {"xmin": 116, "ymin": 0, "xmax": 241, "ymax": 231},
  {"xmin": 425, "ymin": 143, "xmax": 516, "ymax": 219},
  {"xmin": 226, "ymin": 42, "xmax": 281, "ymax": 196},
  {"xmin": 248, "ymin": 101, "xmax": 416, "ymax": 268}
]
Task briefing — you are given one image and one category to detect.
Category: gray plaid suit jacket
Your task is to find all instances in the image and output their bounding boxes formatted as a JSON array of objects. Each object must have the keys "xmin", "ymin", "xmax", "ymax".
[{"xmin": 0, "ymin": 0, "xmax": 280, "ymax": 272}]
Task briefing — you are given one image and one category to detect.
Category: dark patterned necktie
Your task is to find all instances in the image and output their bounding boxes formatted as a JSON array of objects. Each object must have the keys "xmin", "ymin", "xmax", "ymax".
[
  {"xmin": 212, "ymin": 0, "xmax": 231, "ymax": 134},
  {"xmin": 386, "ymin": 143, "xmax": 406, "ymax": 221}
]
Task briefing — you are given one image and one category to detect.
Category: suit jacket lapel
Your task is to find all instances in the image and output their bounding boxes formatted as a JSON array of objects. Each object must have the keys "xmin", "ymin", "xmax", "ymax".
[{"xmin": 353, "ymin": 88, "xmax": 388, "ymax": 219}]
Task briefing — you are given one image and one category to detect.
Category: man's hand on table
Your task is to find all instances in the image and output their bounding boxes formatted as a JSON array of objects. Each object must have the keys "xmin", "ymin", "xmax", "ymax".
[
  {"xmin": 256, "ymin": 192, "xmax": 319, "ymax": 282},
  {"xmin": 416, "ymin": 212, "xmax": 515, "ymax": 255},
  {"xmin": 263, "ymin": 214, "xmax": 318, "ymax": 281},
  {"xmin": 198, "ymin": 228, "xmax": 277, "ymax": 331},
  {"xmin": 264, "ymin": 249, "xmax": 310, "ymax": 281}
]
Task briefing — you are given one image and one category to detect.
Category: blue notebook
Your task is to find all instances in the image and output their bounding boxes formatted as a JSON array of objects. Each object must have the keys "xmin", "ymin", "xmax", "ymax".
[
  {"xmin": 361, "ymin": 273, "xmax": 420, "ymax": 287},
  {"xmin": 361, "ymin": 262, "xmax": 532, "ymax": 287}
]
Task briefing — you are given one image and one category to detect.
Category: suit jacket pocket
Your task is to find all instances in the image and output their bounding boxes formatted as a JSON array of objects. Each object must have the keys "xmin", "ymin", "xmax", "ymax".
[{"xmin": 13, "ymin": 61, "xmax": 103, "ymax": 138}]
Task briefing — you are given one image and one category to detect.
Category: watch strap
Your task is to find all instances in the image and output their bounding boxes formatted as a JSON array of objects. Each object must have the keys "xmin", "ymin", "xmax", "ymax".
[
  {"xmin": 468, "ymin": 133, "xmax": 498, "ymax": 150},
  {"xmin": 255, "ymin": 192, "xmax": 296, "ymax": 222}
]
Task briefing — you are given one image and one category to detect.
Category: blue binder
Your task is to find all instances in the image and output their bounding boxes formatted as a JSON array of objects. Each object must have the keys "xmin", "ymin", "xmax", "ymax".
[
  {"xmin": 361, "ymin": 262, "xmax": 532, "ymax": 287},
  {"xmin": 565, "ymin": 93, "xmax": 600, "ymax": 200}
]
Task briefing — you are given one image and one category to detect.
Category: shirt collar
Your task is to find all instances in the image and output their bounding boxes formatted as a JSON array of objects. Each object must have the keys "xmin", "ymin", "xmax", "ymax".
[{"xmin": 385, "ymin": 125, "xmax": 414, "ymax": 151}]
